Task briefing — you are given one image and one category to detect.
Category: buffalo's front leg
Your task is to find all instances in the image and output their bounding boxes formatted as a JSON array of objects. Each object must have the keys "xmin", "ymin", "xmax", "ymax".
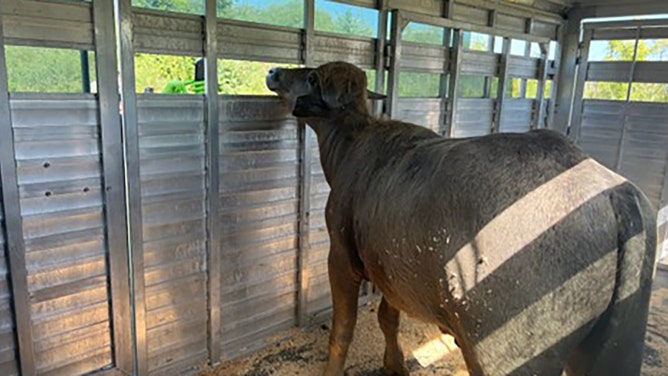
[
  {"xmin": 322, "ymin": 242, "xmax": 363, "ymax": 376},
  {"xmin": 378, "ymin": 296, "xmax": 409, "ymax": 375}
]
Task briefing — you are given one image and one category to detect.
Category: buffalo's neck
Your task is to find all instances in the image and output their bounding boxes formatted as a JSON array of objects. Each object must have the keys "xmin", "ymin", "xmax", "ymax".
[{"xmin": 306, "ymin": 114, "xmax": 369, "ymax": 186}]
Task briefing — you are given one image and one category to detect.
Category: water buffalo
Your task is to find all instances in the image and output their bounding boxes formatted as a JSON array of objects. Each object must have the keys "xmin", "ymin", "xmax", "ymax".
[{"xmin": 265, "ymin": 61, "xmax": 657, "ymax": 376}]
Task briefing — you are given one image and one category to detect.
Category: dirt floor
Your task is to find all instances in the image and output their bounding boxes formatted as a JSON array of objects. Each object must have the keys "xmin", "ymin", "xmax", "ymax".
[{"xmin": 205, "ymin": 270, "xmax": 668, "ymax": 376}]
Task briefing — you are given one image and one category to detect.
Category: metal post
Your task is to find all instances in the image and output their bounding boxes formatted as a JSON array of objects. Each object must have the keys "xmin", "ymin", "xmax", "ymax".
[
  {"xmin": 296, "ymin": 0, "xmax": 315, "ymax": 328},
  {"xmin": 445, "ymin": 29, "xmax": 463, "ymax": 138},
  {"xmin": 303, "ymin": 0, "xmax": 315, "ymax": 68},
  {"xmin": 386, "ymin": 9, "xmax": 403, "ymax": 119},
  {"xmin": 93, "ymin": 0, "xmax": 133, "ymax": 373},
  {"xmin": 483, "ymin": 10, "xmax": 497, "ymax": 99},
  {"xmin": 493, "ymin": 37, "xmax": 511, "ymax": 133},
  {"xmin": 660, "ymin": 158, "xmax": 668, "ymax": 263},
  {"xmin": 0, "ymin": 17, "xmax": 36, "ymax": 376},
  {"xmin": 80, "ymin": 50, "xmax": 91, "ymax": 93},
  {"xmin": 439, "ymin": 1, "xmax": 454, "ymax": 136},
  {"xmin": 614, "ymin": 27, "xmax": 641, "ymax": 172},
  {"xmin": 373, "ymin": 0, "xmax": 388, "ymax": 116},
  {"xmin": 115, "ymin": 0, "xmax": 147, "ymax": 373},
  {"xmin": 568, "ymin": 28, "xmax": 592, "ymax": 142},
  {"xmin": 519, "ymin": 19, "xmax": 534, "ymax": 99},
  {"xmin": 553, "ymin": 8, "xmax": 593, "ymax": 135},
  {"xmin": 546, "ymin": 25, "xmax": 563, "ymax": 130},
  {"xmin": 204, "ymin": 0, "xmax": 222, "ymax": 365},
  {"xmin": 532, "ymin": 42, "xmax": 549, "ymax": 129}
]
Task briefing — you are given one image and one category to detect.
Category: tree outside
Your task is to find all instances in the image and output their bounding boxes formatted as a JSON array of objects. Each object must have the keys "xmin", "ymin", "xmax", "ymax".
[
  {"xmin": 585, "ymin": 39, "xmax": 668, "ymax": 102},
  {"xmin": 4, "ymin": 0, "xmax": 575, "ymax": 102}
]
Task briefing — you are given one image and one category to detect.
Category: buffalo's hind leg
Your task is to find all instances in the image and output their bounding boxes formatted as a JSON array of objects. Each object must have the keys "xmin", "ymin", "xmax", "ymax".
[
  {"xmin": 322, "ymin": 239, "xmax": 363, "ymax": 376},
  {"xmin": 378, "ymin": 296, "xmax": 409, "ymax": 375}
]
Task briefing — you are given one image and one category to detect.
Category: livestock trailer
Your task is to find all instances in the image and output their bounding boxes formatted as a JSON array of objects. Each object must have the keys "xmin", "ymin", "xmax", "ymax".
[{"xmin": 0, "ymin": 0, "xmax": 666, "ymax": 375}]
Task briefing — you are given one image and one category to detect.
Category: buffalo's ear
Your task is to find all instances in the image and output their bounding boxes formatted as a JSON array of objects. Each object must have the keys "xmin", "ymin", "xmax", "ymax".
[
  {"xmin": 319, "ymin": 72, "xmax": 367, "ymax": 110},
  {"xmin": 367, "ymin": 90, "xmax": 386, "ymax": 100}
]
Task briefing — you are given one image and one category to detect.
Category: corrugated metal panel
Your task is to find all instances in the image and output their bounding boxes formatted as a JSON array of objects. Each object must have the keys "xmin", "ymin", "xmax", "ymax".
[
  {"xmin": 499, "ymin": 98, "xmax": 533, "ymax": 133},
  {"xmin": 218, "ymin": 96, "xmax": 299, "ymax": 360},
  {"xmin": 593, "ymin": 27, "xmax": 668, "ymax": 41},
  {"xmin": 218, "ymin": 20, "xmax": 302, "ymax": 64},
  {"xmin": 307, "ymin": 127, "xmax": 331, "ymax": 318},
  {"xmin": 0, "ymin": 0, "xmax": 94, "ymax": 49},
  {"xmin": 389, "ymin": 0, "xmax": 441, "ymax": 15},
  {"xmin": 313, "ymin": 33, "xmax": 376, "ymax": 69},
  {"xmin": 396, "ymin": 98, "xmax": 445, "ymax": 133},
  {"xmin": 508, "ymin": 56, "xmax": 539, "ymax": 79},
  {"xmin": 452, "ymin": 98, "xmax": 494, "ymax": 138},
  {"xmin": 136, "ymin": 95, "xmax": 208, "ymax": 374},
  {"xmin": 533, "ymin": 21, "xmax": 558, "ymax": 40},
  {"xmin": 9, "ymin": 95, "xmax": 113, "ymax": 376},
  {"xmin": 578, "ymin": 100, "xmax": 625, "ymax": 170},
  {"xmin": 452, "ymin": 4, "xmax": 488, "ymax": 25},
  {"xmin": 460, "ymin": 51, "xmax": 498, "ymax": 76},
  {"xmin": 633, "ymin": 62, "xmax": 668, "ymax": 84},
  {"xmin": 619, "ymin": 102, "xmax": 668, "ymax": 208},
  {"xmin": 587, "ymin": 61, "xmax": 632, "ymax": 83},
  {"xmin": 401, "ymin": 42, "xmax": 448, "ymax": 73},
  {"xmin": 496, "ymin": 13, "xmax": 526, "ymax": 34},
  {"xmin": 0, "ymin": 186, "xmax": 18, "ymax": 376},
  {"xmin": 133, "ymin": 9, "xmax": 203, "ymax": 56}
]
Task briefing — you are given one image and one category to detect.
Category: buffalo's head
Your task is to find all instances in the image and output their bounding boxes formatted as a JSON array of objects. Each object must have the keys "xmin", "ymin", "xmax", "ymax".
[{"xmin": 265, "ymin": 61, "xmax": 385, "ymax": 118}]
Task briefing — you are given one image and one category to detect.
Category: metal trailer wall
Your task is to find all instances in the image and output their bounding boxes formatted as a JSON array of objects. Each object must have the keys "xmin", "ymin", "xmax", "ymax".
[
  {"xmin": 0, "ymin": 178, "xmax": 19, "ymax": 376},
  {"xmin": 218, "ymin": 96, "xmax": 300, "ymax": 360},
  {"xmin": 0, "ymin": 12, "xmax": 19, "ymax": 376},
  {"xmin": 385, "ymin": 7, "xmax": 559, "ymax": 139},
  {"xmin": 135, "ymin": 95, "xmax": 209, "ymax": 374},
  {"xmin": 10, "ymin": 95, "xmax": 117, "ymax": 375},
  {"xmin": 0, "ymin": 0, "xmax": 562, "ymax": 375},
  {"xmin": 570, "ymin": 20, "xmax": 668, "ymax": 263}
]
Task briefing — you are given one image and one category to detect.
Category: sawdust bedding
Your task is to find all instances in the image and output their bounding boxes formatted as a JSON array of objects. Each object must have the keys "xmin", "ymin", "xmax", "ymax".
[{"xmin": 203, "ymin": 285, "xmax": 668, "ymax": 376}]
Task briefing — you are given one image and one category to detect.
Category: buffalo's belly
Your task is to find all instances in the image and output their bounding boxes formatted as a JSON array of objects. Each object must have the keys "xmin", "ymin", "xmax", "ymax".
[{"xmin": 361, "ymin": 245, "xmax": 450, "ymax": 323}]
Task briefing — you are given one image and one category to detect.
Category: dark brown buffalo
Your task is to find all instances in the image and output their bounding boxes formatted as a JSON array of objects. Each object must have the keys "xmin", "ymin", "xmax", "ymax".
[{"xmin": 265, "ymin": 61, "xmax": 658, "ymax": 376}]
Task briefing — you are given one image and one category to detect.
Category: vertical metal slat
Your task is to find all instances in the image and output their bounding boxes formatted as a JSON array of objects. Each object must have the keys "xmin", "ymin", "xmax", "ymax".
[
  {"xmin": 546, "ymin": 25, "xmax": 564, "ymax": 130},
  {"xmin": 568, "ymin": 28, "xmax": 592, "ymax": 142},
  {"xmin": 483, "ymin": 10, "xmax": 497, "ymax": 100},
  {"xmin": 439, "ymin": 1, "xmax": 453, "ymax": 137},
  {"xmin": 493, "ymin": 37, "xmax": 511, "ymax": 133},
  {"xmin": 0, "ymin": 17, "xmax": 36, "ymax": 376},
  {"xmin": 297, "ymin": 0, "xmax": 315, "ymax": 328},
  {"xmin": 532, "ymin": 42, "xmax": 549, "ymax": 130},
  {"xmin": 93, "ymin": 0, "xmax": 133, "ymax": 373},
  {"xmin": 614, "ymin": 27, "xmax": 641, "ymax": 172},
  {"xmin": 116, "ymin": 0, "xmax": 148, "ymax": 373},
  {"xmin": 386, "ymin": 9, "xmax": 403, "ymax": 119},
  {"xmin": 373, "ymin": 0, "xmax": 388, "ymax": 116},
  {"xmin": 445, "ymin": 29, "xmax": 462, "ymax": 138},
  {"xmin": 205, "ymin": 0, "xmax": 222, "ymax": 365}
]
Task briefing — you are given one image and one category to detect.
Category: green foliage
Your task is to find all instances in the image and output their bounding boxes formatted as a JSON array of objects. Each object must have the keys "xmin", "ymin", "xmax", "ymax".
[
  {"xmin": 398, "ymin": 72, "xmax": 440, "ymax": 97},
  {"xmin": 221, "ymin": 0, "xmax": 303, "ymax": 28},
  {"xmin": 5, "ymin": 46, "xmax": 95, "ymax": 92},
  {"xmin": 585, "ymin": 39, "xmax": 668, "ymax": 102},
  {"xmin": 317, "ymin": 8, "xmax": 373, "ymax": 37},
  {"xmin": 133, "ymin": 0, "xmax": 234, "ymax": 14},
  {"xmin": 458, "ymin": 75, "xmax": 485, "ymax": 98},
  {"xmin": 403, "ymin": 24, "xmax": 443, "ymax": 45},
  {"xmin": 135, "ymin": 53, "xmax": 199, "ymax": 93}
]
